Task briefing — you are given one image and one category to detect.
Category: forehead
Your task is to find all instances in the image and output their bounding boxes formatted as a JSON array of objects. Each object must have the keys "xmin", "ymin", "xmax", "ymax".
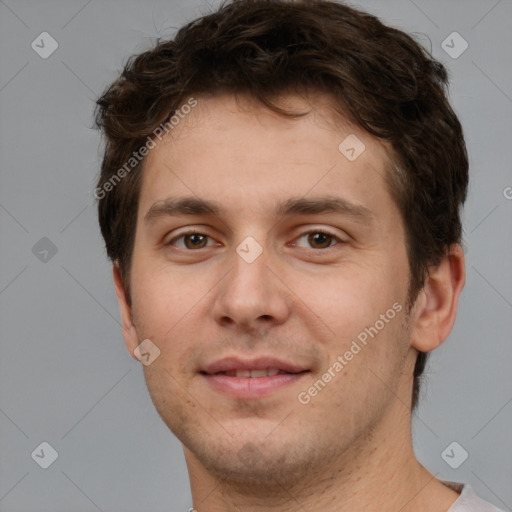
[{"xmin": 138, "ymin": 92, "xmax": 398, "ymax": 225}]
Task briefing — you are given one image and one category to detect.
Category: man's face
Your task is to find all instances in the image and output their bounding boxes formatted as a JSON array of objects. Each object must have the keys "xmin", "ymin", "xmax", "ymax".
[{"xmin": 120, "ymin": 93, "xmax": 418, "ymax": 484}]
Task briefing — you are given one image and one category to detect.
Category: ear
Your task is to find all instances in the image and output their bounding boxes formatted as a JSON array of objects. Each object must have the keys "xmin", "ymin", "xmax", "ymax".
[
  {"xmin": 113, "ymin": 264, "xmax": 140, "ymax": 361},
  {"xmin": 410, "ymin": 244, "xmax": 465, "ymax": 352}
]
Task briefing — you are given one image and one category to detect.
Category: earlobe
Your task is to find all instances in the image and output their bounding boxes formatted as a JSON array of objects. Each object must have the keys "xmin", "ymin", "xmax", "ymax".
[
  {"xmin": 113, "ymin": 265, "xmax": 140, "ymax": 361},
  {"xmin": 410, "ymin": 244, "xmax": 465, "ymax": 353}
]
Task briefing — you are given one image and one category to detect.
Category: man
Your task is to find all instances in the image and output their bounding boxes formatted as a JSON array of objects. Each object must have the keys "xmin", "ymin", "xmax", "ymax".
[{"xmin": 94, "ymin": 1, "xmax": 503, "ymax": 510}]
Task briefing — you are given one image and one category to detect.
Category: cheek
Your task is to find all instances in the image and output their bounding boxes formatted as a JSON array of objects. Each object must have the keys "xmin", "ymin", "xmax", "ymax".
[
  {"xmin": 304, "ymin": 312, "xmax": 409, "ymax": 427},
  {"xmin": 130, "ymin": 261, "xmax": 194, "ymax": 333},
  {"xmin": 129, "ymin": 260, "xmax": 216, "ymax": 371},
  {"xmin": 294, "ymin": 261, "xmax": 409, "ymax": 392},
  {"xmin": 293, "ymin": 261, "xmax": 404, "ymax": 336},
  {"xmin": 141, "ymin": 362, "xmax": 198, "ymax": 438}
]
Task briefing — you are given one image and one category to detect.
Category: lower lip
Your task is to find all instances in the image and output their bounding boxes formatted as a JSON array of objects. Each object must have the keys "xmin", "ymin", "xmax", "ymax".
[{"xmin": 201, "ymin": 372, "xmax": 309, "ymax": 399}]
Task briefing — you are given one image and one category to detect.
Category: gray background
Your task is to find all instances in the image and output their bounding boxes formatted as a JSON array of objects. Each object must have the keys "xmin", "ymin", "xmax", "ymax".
[{"xmin": 0, "ymin": 0, "xmax": 511, "ymax": 510}]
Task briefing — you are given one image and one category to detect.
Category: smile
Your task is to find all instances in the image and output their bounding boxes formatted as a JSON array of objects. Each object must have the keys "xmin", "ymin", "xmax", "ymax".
[{"xmin": 216, "ymin": 368, "xmax": 289, "ymax": 377}]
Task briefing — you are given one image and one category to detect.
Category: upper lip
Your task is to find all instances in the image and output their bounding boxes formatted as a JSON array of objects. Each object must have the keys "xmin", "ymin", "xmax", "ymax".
[{"xmin": 201, "ymin": 356, "xmax": 308, "ymax": 375}]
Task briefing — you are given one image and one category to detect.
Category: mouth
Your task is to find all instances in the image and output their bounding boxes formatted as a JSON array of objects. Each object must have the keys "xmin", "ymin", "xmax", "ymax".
[
  {"xmin": 200, "ymin": 356, "xmax": 311, "ymax": 399},
  {"xmin": 207, "ymin": 368, "xmax": 303, "ymax": 378}
]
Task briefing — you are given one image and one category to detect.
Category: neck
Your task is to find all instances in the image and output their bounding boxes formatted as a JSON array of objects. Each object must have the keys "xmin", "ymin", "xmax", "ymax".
[{"xmin": 185, "ymin": 395, "xmax": 459, "ymax": 512}]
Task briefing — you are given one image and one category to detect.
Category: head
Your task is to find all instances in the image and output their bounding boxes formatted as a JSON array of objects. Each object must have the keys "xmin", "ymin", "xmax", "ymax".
[{"xmin": 95, "ymin": 0, "xmax": 467, "ymax": 486}]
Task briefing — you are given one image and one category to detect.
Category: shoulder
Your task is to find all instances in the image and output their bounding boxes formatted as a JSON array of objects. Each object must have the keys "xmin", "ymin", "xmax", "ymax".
[{"xmin": 444, "ymin": 481, "xmax": 506, "ymax": 512}]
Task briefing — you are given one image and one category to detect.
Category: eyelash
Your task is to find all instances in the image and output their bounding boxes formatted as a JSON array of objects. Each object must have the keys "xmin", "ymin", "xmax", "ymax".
[{"xmin": 167, "ymin": 229, "xmax": 343, "ymax": 250}]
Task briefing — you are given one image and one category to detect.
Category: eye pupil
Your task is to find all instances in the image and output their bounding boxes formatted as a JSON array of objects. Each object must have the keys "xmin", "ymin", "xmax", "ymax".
[
  {"xmin": 185, "ymin": 233, "xmax": 207, "ymax": 249},
  {"xmin": 308, "ymin": 232, "xmax": 331, "ymax": 249}
]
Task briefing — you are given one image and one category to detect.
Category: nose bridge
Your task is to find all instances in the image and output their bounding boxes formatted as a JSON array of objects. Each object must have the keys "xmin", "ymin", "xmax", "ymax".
[
  {"xmin": 229, "ymin": 234, "xmax": 271, "ymax": 301},
  {"xmin": 212, "ymin": 234, "xmax": 289, "ymax": 329}
]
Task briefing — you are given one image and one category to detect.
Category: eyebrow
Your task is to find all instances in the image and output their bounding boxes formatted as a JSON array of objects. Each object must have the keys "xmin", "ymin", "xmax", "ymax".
[{"xmin": 144, "ymin": 195, "xmax": 374, "ymax": 224}]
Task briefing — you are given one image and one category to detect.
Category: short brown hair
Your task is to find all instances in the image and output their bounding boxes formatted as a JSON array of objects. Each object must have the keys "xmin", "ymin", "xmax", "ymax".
[{"xmin": 94, "ymin": 0, "xmax": 468, "ymax": 410}]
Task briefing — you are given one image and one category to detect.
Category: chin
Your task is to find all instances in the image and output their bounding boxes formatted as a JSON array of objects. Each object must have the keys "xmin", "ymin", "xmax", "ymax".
[
  {"xmin": 183, "ymin": 426, "xmax": 327, "ymax": 489},
  {"xmin": 199, "ymin": 446, "xmax": 311, "ymax": 488}
]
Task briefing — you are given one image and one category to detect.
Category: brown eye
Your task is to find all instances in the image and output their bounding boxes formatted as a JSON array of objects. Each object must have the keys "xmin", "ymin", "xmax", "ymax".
[
  {"xmin": 183, "ymin": 233, "xmax": 208, "ymax": 249},
  {"xmin": 294, "ymin": 230, "xmax": 341, "ymax": 250},
  {"xmin": 307, "ymin": 232, "xmax": 333, "ymax": 249},
  {"xmin": 169, "ymin": 231, "xmax": 214, "ymax": 250}
]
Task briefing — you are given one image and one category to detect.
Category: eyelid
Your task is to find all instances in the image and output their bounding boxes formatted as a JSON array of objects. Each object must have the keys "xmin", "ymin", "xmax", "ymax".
[
  {"xmin": 166, "ymin": 228, "xmax": 218, "ymax": 248},
  {"xmin": 166, "ymin": 226, "xmax": 345, "ymax": 251},
  {"xmin": 290, "ymin": 228, "xmax": 344, "ymax": 249}
]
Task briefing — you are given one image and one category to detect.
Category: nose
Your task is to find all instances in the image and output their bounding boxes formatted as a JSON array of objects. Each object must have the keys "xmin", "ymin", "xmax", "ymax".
[{"xmin": 212, "ymin": 238, "xmax": 292, "ymax": 333}]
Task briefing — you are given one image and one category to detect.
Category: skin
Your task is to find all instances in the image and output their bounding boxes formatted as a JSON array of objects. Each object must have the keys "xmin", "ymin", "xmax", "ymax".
[{"xmin": 113, "ymin": 92, "xmax": 465, "ymax": 512}]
